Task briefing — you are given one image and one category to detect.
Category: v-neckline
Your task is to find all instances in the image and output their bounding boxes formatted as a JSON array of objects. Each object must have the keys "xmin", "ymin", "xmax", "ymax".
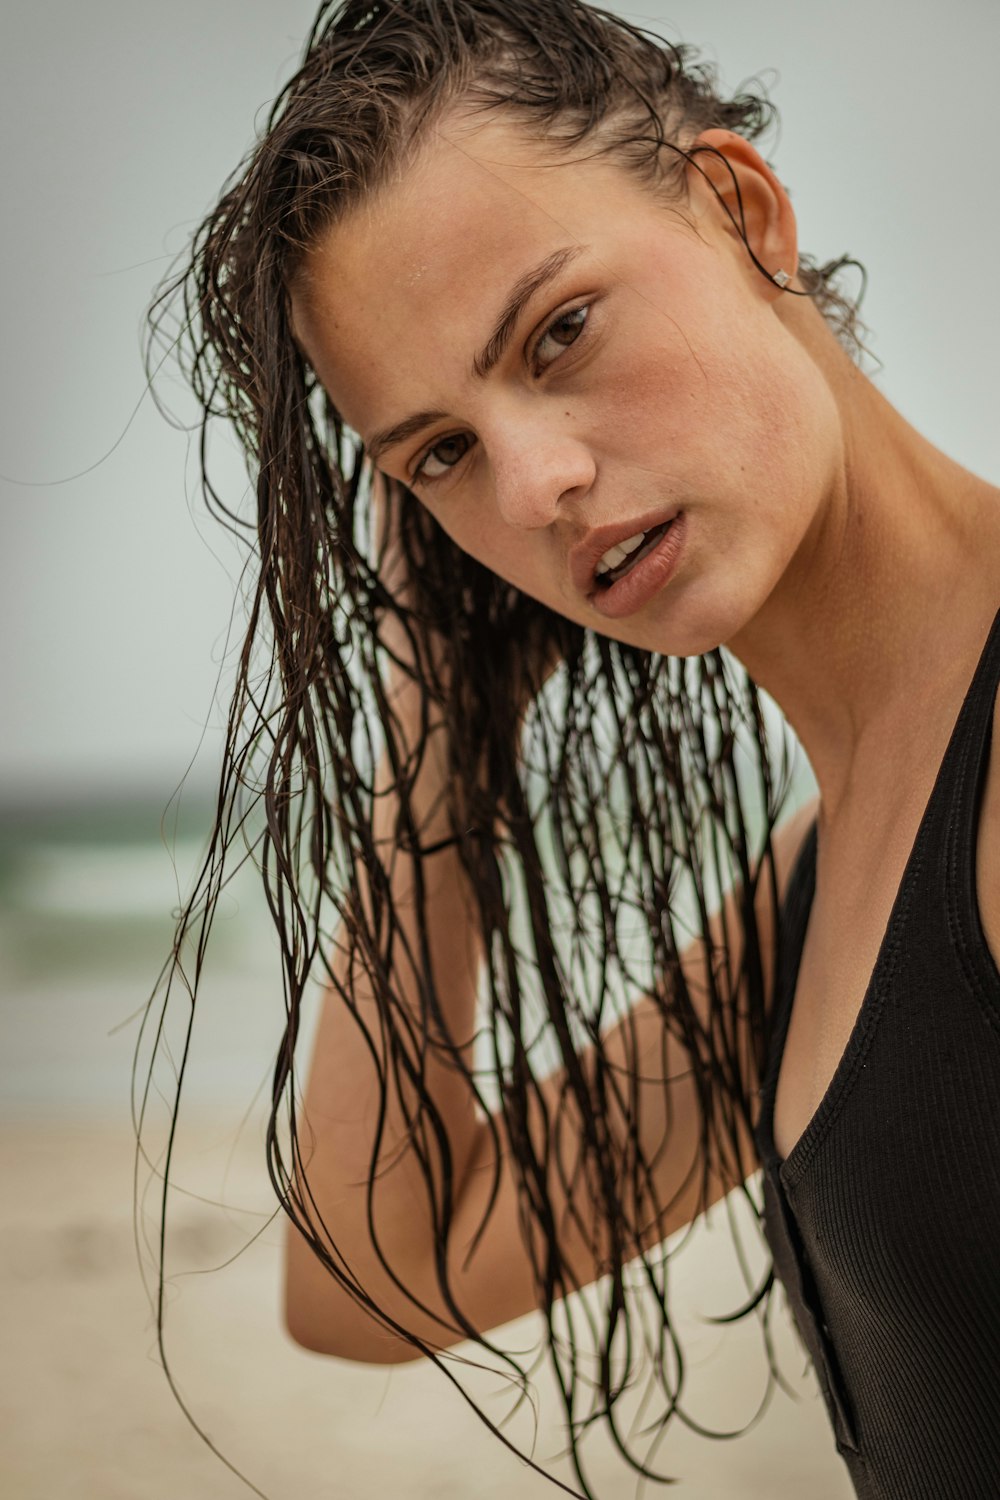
[{"xmin": 759, "ymin": 604, "xmax": 1000, "ymax": 1185}]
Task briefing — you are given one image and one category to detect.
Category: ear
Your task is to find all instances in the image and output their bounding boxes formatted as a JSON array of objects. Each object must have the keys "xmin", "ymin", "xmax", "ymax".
[{"xmin": 683, "ymin": 128, "xmax": 799, "ymax": 298}]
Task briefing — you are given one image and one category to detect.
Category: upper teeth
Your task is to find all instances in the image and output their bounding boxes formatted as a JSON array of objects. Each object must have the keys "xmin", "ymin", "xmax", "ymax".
[{"xmin": 596, "ymin": 532, "xmax": 646, "ymax": 576}]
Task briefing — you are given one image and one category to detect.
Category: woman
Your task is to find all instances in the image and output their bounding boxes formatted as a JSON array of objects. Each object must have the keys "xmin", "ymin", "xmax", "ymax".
[{"xmin": 141, "ymin": 2, "xmax": 1000, "ymax": 1497}]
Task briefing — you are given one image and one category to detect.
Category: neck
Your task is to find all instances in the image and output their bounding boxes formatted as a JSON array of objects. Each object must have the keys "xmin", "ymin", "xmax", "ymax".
[{"xmin": 726, "ymin": 318, "xmax": 1000, "ymax": 822}]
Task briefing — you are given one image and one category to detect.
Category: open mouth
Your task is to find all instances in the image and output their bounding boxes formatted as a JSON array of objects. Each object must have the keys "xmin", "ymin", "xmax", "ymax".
[{"xmin": 593, "ymin": 519, "xmax": 675, "ymax": 589}]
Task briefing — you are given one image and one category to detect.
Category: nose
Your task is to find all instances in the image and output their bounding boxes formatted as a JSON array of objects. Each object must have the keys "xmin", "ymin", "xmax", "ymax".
[{"xmin": 490, "ymin": 419, "xmax": 596, "ymax": 531}]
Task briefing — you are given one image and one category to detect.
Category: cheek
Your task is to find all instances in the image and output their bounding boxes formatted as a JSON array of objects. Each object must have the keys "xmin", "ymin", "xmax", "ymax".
[
  {"xmin": 432, "ymin": 504, "xmax": 593, "ymax": 623},
  {"xmin": 427, "ymin": 504, "xmax": 522, "ymax": 589},
  {"xmin": 617, "ymin": 301, "xmax": 838, "ymax": 513},
  {"xmin": 741, "ymin": 340, "xmax": 841, "ymax": 507}
]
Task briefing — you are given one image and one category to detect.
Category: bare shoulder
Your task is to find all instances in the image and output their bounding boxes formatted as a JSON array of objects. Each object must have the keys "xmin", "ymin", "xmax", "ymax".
[{"xmin": 975, "ymin": 688, "xmax": 1000, "ymax": 972}]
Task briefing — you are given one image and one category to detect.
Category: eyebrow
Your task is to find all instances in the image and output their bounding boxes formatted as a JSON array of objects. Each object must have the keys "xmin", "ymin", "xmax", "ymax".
[
  {"xmin": 364, "ymin": 243, "xmax": 586, "ymax": 467},
  {"xmin": 471, "ymin": 244, "xmax": 586, "ymax": 380}
]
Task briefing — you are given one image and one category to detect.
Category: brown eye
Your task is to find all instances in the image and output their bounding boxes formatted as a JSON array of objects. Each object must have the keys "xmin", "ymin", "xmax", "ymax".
[
  {"xmin": 534, "ymin": 305, "xmax": 589, "ymax": 369},
  {"xmin": 415, "ymin": 431, "xmax": 474, "ymax": 483}
]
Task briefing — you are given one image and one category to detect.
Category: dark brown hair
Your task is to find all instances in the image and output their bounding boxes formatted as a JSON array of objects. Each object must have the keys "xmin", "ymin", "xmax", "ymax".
[{"xmin": 139, "ymin": 3, "xmax": 863, "ymax": 1495}]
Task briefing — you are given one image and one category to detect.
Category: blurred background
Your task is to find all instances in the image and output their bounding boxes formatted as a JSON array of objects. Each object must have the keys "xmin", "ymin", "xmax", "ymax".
[{"xmin": 1, "ymin": 1, "xmax": 996, "ymax": 1496}]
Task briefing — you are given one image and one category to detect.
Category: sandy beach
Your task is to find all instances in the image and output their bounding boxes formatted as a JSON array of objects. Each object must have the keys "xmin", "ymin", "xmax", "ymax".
[{"xmin": 0, "ymin": 1112, "xmax": 854, "ymax": 1500}]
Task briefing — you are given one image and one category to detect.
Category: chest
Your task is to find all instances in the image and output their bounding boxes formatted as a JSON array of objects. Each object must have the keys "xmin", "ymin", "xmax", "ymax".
[{"xmin": 772, "ymin": 688, "xmax": 1000, "ymax": 1163}]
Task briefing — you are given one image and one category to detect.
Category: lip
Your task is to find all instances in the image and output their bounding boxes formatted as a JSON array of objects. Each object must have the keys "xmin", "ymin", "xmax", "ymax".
[
  {"xmin": 569, "ymin": 510, "xmax": 689, "ymax": 615},
  {"xmin": 569, "ymin": 506, "xmax": 682, "ymax": 599}
]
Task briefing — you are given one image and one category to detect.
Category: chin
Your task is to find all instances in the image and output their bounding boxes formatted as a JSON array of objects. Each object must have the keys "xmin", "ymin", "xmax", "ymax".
[
  {"xmin": 615, "ymin": 584, "xmax": 747, "ymax": 661},
  {"xmin": 666, "ymin": 564, "xmax": 782, "ymax": 658}
]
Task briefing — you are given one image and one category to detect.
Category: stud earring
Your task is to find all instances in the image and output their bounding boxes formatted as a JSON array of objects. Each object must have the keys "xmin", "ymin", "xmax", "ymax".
[{"xmin": 773, "ymin": 268, "xmax": 792, "ymax": 288}]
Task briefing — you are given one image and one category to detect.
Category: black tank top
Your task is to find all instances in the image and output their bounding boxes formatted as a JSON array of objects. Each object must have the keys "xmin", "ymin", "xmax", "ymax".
[{"xmin": 754, "ymin": 605, "xmax": 1000, "ymax": 1499}]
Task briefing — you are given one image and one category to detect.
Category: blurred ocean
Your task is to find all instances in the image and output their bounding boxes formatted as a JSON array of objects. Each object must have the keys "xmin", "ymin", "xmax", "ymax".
[{"xmin": 0, "ymin": 792, "xmax": 287, "ymax": 1123}]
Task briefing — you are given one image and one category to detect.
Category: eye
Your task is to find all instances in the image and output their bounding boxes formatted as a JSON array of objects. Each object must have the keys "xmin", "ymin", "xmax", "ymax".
[
  {"xmin": 412, "ymin": 430, "xmax": 475, "ymax": 484},
  {"xmin": 533, "ymin": 304, "xmax": 590, "ymax": 372}
]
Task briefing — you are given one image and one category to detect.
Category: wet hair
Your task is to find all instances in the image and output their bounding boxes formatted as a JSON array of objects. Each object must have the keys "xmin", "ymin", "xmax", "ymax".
[{"xmin": 139, "ymin": 2, "xmax": 864, "ymax": 1495}]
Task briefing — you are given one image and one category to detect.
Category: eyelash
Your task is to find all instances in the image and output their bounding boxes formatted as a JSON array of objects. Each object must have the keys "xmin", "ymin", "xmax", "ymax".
[{"xmin": 410, "ymin": 301, "xmax": 593, "ymax": 487}]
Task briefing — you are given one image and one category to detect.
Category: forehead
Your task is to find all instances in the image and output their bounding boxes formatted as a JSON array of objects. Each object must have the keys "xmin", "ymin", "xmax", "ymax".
[{"xmin": 290, "ymin": 118, "xmax": 666, "ymax": 433}]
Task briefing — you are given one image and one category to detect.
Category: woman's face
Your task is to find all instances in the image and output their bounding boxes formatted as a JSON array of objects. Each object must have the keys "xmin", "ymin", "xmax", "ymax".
[{"xmin": 292, "ymin": 116, "xmax": 842, "ymax": 658}]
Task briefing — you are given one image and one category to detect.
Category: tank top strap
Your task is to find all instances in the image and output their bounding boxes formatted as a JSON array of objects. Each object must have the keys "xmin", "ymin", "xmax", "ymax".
[
  {"xmin": 904, "ymin": 606, "xmax": 1000, "ymax": 861},
  {"xmin": 946, "ymin": 604, "xmax": 1000, "ymax": 835},
  {"xmin": 943, "ymin": 604, "xmax": 1000, "ymax": 1009}
]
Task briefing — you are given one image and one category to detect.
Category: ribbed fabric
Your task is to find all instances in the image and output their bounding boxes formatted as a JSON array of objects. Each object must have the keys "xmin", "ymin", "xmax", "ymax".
[{"xmin": 754, "ymin": 605, "xmax": 1000, "ymax": 1500}]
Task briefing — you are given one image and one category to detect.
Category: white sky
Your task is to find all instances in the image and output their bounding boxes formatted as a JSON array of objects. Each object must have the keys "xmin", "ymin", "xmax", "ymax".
[{"xmin": 2, "ymin": 0, "xmax": 997, "ymax": 802}]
